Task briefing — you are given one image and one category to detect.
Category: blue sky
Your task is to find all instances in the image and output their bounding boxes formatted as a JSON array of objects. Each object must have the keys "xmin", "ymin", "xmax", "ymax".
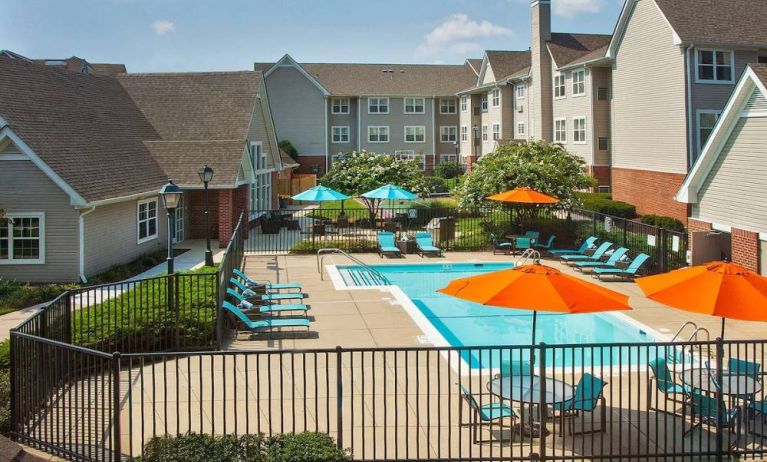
[{"xmin": 1, "ymin": 0, "xmax": 624, "ymax": 72}]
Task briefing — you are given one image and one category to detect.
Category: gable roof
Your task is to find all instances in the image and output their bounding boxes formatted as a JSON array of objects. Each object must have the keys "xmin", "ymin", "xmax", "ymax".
[
  {"xmin": 0, "ymin": 55, "xmax": 166, "ymax": 203},
  {"xmin": 547, "ymin": 33, "xmax": 611, "ymax": 69},
  {"xmin": 144, "ymin": 140, "xmax": 249, "ymax": 189},
  {"xmin": 90, "ymin": 63, "xmax": 127, "ymax": 76},
  {"xmin": 676, "ymin": 64, "xmax": 767, "ymax": 204},
  {"xmin": 466, "ymin": 58, "xmax": 483, "ymax": 76},
  {"xmin": 484, "ymin": 50, "xmax": 532, "ymax": 81}
]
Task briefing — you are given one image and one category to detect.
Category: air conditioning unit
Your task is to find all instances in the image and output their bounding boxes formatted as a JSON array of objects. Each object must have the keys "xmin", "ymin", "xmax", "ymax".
[{"xmin": 597, "ymin": 185, "xmax": 611, "ymax": 193}]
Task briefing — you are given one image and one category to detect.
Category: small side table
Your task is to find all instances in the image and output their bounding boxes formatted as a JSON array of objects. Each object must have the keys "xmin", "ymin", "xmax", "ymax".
[{"xmin": 396, "ymin": 239, "xmax": 417, "ymax": 254}]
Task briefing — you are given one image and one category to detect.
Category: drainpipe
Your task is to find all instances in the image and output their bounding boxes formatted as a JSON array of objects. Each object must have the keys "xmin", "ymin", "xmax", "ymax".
[
  {"xmin": 685, "ymin": 43, "xmax": 695, "ymax": 170},
  {"xmin": 78, "ymin": 206, "xmax": 96, "ymax": 283}
]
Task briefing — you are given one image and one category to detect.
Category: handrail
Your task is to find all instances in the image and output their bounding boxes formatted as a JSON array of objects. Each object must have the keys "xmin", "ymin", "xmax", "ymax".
[
  {"xmin": 317, "ymin": 248, "xmax": 391, "ymax": 284},
  {"xmin": 670, "ymin": 321, "xmax": 699, "ymax": 343},
  {"xmin": 686, "ymin": 327, "xmax": 711, "ymax": 344},
  {"xmin": 514, "ymin": 249, "xmax": 541, "ymax": 266}
]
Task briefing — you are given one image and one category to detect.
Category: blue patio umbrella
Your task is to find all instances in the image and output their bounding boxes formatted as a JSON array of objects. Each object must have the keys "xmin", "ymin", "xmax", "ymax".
[
  {"xmin": 361, "ymin": 184, "xmax": 417, "ymax": 200},
  {"xmin": 291, "ymin": 185, "xmax": 349, "ymax": 202}
]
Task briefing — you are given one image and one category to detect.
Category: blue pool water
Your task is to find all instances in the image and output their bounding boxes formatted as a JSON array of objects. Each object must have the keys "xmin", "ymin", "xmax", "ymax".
[{"xmin": 339, "ymin": 262, "xmax": 664, "ymax": 368}]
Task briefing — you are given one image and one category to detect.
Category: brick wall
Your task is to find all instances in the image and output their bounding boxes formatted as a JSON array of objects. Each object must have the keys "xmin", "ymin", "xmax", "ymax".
[
  {"xmin": 187, "ymin": 189, "xmax": 220, "ymax": 240},
  {"xmin": 296, "ymin": 155, "xmax": 327, "ymax": 176},
  {"xmin": 687, "ymin": 218, "xmax": 712, "ymax": 257},
  {"xmin": 611, "ymin": 167, "xmax": 688, "ymax": 221},
  {"xmin": 732, "ymin": 227, "xmax": 760, "ymax": 271},
  {"xmin": 217, "ymin": 189, "xmax": 235, "ymax": 248}
]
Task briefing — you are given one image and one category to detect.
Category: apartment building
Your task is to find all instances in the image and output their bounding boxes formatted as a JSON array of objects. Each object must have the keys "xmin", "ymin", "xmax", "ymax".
[{"xmin": 255, "ymin": 55, "xmax": 476, "ymax": 175}]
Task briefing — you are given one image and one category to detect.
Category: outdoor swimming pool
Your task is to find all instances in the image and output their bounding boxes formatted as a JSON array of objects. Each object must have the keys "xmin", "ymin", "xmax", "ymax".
[{"xmin": 337, "ymin": 262, "xmax": 665, "ymax": 368}]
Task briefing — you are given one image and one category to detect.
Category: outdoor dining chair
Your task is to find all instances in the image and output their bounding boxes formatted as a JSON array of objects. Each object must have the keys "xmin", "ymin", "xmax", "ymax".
[
  {"xmin": 648, "ymin": 357, "xmax": 690, "ymax": 414},
  {"xmin": 553, "ymin": 373, "xmax": 608, "ymax": 436},
  {"xmin": 458, "ymin": 384, "xmax": 520, "ymax": 443}
]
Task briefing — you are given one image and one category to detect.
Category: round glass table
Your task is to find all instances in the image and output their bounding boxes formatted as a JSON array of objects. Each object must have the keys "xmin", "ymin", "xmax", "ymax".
[{"xmin": 678, "ymin": 368, "xmax": 762, "ymax": 396}]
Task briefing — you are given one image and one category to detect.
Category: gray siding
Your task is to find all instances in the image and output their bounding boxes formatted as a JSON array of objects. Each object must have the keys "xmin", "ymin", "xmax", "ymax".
[
  {"xmin": 551, "ymin": 65, "xmax": 595, "ymax": 164},
  {"xmin": 611, "ymin": 0, "xmax": 687, "ymax": 174},
  {"xmin": 249, "ymin": 78, "xmax": 280, "ymax": 169},
  {"xmin": 591, "ymin": 67, "xmax": 612, "ymax": 166},
  {"xmin": 358, "ymin": 97, "xmax": 435, "ymax": 157},
  {"xmin": 434, "ymin": 97, "xmax": 460, "ymax": 160},
  {"xmin": 513, "ymin": 82, "xmax": 531, "ymax": 141},
  {"xmin": 0, "ymin": 159, "xmax": 79, "ymax": 282},
  {"xmin": 693, "ymin": 116, "xmax": 767, "ymax": 234},
  {"xmin": 327, "ymin": 97, "xmax": 358, "ymax": 155}
]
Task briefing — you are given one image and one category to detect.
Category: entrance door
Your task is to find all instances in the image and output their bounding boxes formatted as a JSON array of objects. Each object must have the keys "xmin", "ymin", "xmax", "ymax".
[{"xmin": 173, "ymin": 197, "xmax": 185, "ymax": 244}]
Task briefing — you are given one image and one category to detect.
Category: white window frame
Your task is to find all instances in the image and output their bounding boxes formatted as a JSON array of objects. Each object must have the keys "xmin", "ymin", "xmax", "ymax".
[
  {"xmin": 554, "ymin": 118, "xmax": 567, "ymax": 143},
  {"xmin": 696, "ymin": 109, "xmax": 721, "ymax": 153},
  {"xmin": 492, "ymin": 123, "xmax": 501, "ymax": 141},
  {"xmin": 481, "ymin": 125, "xmax": 488, "ymax": 141},
  {"xmin": 440, "ymin": 98, "xmax": 457, "ymax": 114},
  {"xmin": 439, "ymin": 153, "xmax": 457, "ymax": 163},
  {"xmin": 0, "ymin": 212, "xmax": 45, "ymax": 265},
  {"xmin": 460, "ymin": 125, "xmax": 468, "ymax": 142},
  {"xmin": 368, "ymin": 126, "xmax": 390, "ymax": 143},
  {"xmin": 481, "ymin": 94, "xmax": 488, "ymax": 112},
  {"xmin": 460, "ymin": 95, "xmax": 468, "ymax": 112},
  {"xmin": 517, "ymin": 122, "xmax": 526, "ymax": 136},
  {"xmin": 394, "ymin": 150, "xmax": 425, "ymax": 170},
  {"xmin": 331, "ymin": 126, "xmax": 350, "ymax": 144},
  {"xmin": 491, "ymin": 88, "xmax": 500, "ymax": 107},
  {"xmin": 404, "ymin": 125, "xmax": 426, "ymax": 143},
  {"xmin": 368, "ymin": 97, "xmax": 390, "ymax": 114},
  {"xmin": 404, "ymin": 97, "xmax": 425, "ymax": 114},
  {"xmin": 571, "ymin": 70, "xmax": 586, "ymax": 97},
  {"xmin": 516, "ymin": 84, "xmax": 526, "ymax": 99},
  {"xmin": 553, "ymin": 73, "xmax": 566, "ymax": 99},
  {"xmin": 137, "ymin": 198, "xmax": 159, "ymax": 245},
  {"xmin": 440, "ymin": 126, "xmax": 457, "ymax": 143},
  {"xmin": 572, "ymin": 117, "xmax": 587, "ymax": 144},
  {"xmin": 331, "ymin": 97, "xmax": 350, "ymax": 114},
  {"xmin": 695, "ymin": 49, "xmax": 735, "ymax": 84}
]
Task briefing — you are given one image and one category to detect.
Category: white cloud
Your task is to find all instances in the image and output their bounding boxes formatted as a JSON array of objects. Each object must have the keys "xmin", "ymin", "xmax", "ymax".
[
  {"xmin": 417, "ymin": 14, "xmax": 513, "ymax": 56},
  {"xmin": 151, "ymin": 20, "xmax": 175, "ymax": 36},
  {"xmin": 553, "ymin": 0, "xmax": 603, "ymax": 18}
]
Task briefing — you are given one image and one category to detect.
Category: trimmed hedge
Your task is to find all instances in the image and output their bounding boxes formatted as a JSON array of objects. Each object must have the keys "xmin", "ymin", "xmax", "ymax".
[
  {"xmin": 290, "ymin": 239, "xmax": 377, "ymax": 254},
  {"xmin": 640, "ymin": 214, "xmax": 686, "ymax": 233},
  {"xmin": 576, "ymin": 192, "xmax": 637, "ymax": 219}
]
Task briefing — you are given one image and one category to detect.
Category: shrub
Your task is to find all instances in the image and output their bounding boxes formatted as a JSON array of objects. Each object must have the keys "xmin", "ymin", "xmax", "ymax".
[
  {"xmin": 0, "ymin": 340, "xmax": 9, "ymax": 435},
  {"xmin": 422, "ymin": 176, "xmax": 448, "ymax": 194},
  {"xmin": 640, "ymin": 214, "xmax": 686, "ymax": 233},
  {"xmin": 0, "ymin": 279, "xmax": 76, "ymax": 316},
  {"xmin": 278, "ymin": 140, "xmax": 299, "ymax": 161},
  {"xmin": 435, "ymin": 160, "xmax": 464, "ymax": 179},
  {"xmin": 577, "ymin": 192, "xmax": 637, "ymax": 219},
  {"xmin": 266, "ymin": 433, "xmax": 351, "ymax": 462},
  {"xmin": 290, "ymin": 239, "xmax": 377, "ymax": 254}
]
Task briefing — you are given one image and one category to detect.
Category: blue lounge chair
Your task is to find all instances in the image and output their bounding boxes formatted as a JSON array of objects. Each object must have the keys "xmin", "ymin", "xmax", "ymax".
[
  {"xmin": 232, "ymin": 268, "xmax": 302, "ymax": 292},
  {"xmin": 560, "ymin": 241, "xmax": 613, "ymax": 264},
  {"xmin": 221, "ymin": 301, "xmax": 310, "ymax": 337},
  {"xmin": 553, "ymin": 373, "xmax": 607, "ymax": 436},
  {"xmin": 458, "ymin": 384, "xmax": 519, "ymax": 443},
  {"xmin": 377, "ymin": 232, "xmax": 402, "ymax": 258},
  {"xmin": 226, "ymin": 288, "xmax": 310, "ymax": 317},
  {"xmin": 415, "ymin": 232, "xmax": 442, "ymax": 257},
  {"xmin": 534, "ymin": 235, "xmax": 556, "ymax": 251},
  {"xmin": 684, "ymin": 390, "xmax": 740, "ymax": 441},
  {"xmin": 513, "ymin": 237, "xmax": 533, "ymax": 254},
  {"xmin": 573, "ymin": 247, "xmax": 629, "ymax": 272},
  {"xmin": 230, "ymin": 278, "xmax": 307, "ymax": 302},
  {"xmin": 548, "ymin": 236, "xmax": 598, "ymax": 256},
  {"xmin": 524, "ymin": 231, "xmax": 540, "ymax": 243},
  {"xmin": 491, "ymin": 234, "xmax": 514, "ymax": 255},
  {"xmin": 592, "ymin": 253, "xmax": 651, "ymax": 281},
  {"xmin": 648, "ymin": 357, "xmax": 690, "ymax": 413}
]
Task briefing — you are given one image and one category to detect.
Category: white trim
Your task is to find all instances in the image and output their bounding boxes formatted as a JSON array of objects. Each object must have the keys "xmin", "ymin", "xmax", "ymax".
[
  {"xmin": 357, "ymin": 98, "xmax": 362, "ymax": 151},
  {"xmin": 460, "ymin": 95, "xmax": 468, "ymax": 112},
  {"xmin": 553, "ymin": 73, "xmax": 566, "ymax": 100},
  {"xmin": 685, "ymin": 44, "xmax": 695, "ymax": 170},
  {"xmin": 0, "ymin": 212, "xmax": 46, "ymax": 265},
  {"xmin": 0, "ymin": 153, "xmax": 28, "ymax": 161},
  {"xmin": 367, "ymin": 126, "xmax": 390, "ymax": 143},
  {"xmin": 331, "ymin": 97, "xmax": 350, "ymax": 114},
  {"xmin": 136, "ymin": 198, "xmax": 159, "ymax": 245},
  {"xmin": 0, "ymin": 116, "xmax": 7, "ymax": 128},
  {"xmin": 480, "ymin": 93, "xmax": 488, "ymax": 112},
  {"xmin": 694, "ymin": 49, "xmax": 736, "ymax": 85},
  {"xmin": 572, "ymin": 116, "xmax": 587, "ymax": 144},
  {"xmin": 606, "ymin": 0, "xmax": 681, "ymax": 60},
  {"xmin": 403, "ymin": 97, "xmax": 426, "ymax": 114},
  {"xmin": 439, "ymin": 126, "xmax": 458, "ymax": 143},
  {"xmin": 263, "ymin": 54, "xmax": 331, "ymax": 96},
  {"xmin": 368, "ymin": 97, "xmax": 390, "ymax": 114},
  {"xmin": 78, "ymin": 206, "xmax": 96, "ymax": 282},
  {"xmin": 324, "ymin": 98, "xmax": 329, "ymax": 172},
  {"xmin": 516, "ymin": 121, "xmax": 526, "ymax": 136},
  {"xmin": 554, "ymin": 117, "xmax": 567, "ymax": 143},
  {"xmin": 491, "ymin": 88, "xmax": 500, "ymax": 107},
  {"xmin": 439, "ymin": 98, "xmax": 457, "ymax": 114},
  {"xmin": 516, "ymin": 83, "xmax": 526, "ymax": 99},
  {"xmin": 695, "ymin": 109, "xmax": 721, "ymax": 157},
  {"xmin": 491, "ymin": 122, "xmax": 501, "ymax": 141},
  {"xmin": 571, "ymin": 69, "xmax": 586, "ymax": 97},
  {"xmin": 331, "ymin": 125, "xmax": 351, "ymax": 144},
  {"xmin": 404, "ymin": 125, "xmax": 426, "ymax": 143},
  {"xmin": 742, "ymin": 110, "xmax": 767, "ymax": 118}
]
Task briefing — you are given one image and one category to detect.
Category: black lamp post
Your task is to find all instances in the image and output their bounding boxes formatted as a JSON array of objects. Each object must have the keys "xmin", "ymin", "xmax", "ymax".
[
  {"xmin": 198, "ymin": 164, "xmax": 215, "ymax": 267},
  {"xmin": 160, "ymin": 179, "xmax": 183, "ymax": 275}
]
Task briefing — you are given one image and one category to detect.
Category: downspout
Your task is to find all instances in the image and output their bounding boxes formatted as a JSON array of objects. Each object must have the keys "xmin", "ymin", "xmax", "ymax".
[
  {"xmin": 324, "ymin": 97, "xmax": 329, "ymax": 175},
  {"xmin": 78, "ymin": 205, "xmax": 96, "ymax": 283},
  {"xmin": 685, "ymin": 43, "xmax": 695, "ymax": 170}
]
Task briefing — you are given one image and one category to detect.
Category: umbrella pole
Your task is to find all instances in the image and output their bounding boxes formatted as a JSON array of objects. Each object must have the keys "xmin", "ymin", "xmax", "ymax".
[{"xmin": 721, "ymin": 317, "xmax": 726, "ymax": 339}]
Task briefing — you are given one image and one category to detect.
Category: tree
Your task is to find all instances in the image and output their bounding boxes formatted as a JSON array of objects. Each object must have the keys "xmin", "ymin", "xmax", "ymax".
[
  {"xmin": 456, "ymin": 140, "xmax": 596, "ymax": 209},
  {"xmin": 435, "ymin": 160, "xmax": 464, "ymax": 180},
  {"xmin": 278, "ymin": 140, "xmax": 299, "ymax": 161}
]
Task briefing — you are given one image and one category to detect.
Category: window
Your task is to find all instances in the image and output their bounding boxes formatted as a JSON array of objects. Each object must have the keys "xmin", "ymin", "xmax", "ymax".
[
  {"xmin": 481, "ymin": 94, "xmax": 488, "ymax": 112},
  {"xmin": 491, "ymin": 88, "xmax": 500, "ymax": 107},
  {"xmin": 697, "ymin": 49, "xmax": 734, "ymax": 83},
  {"xmin": 598, "ymin": 137, "xmax": 609, "ymax": 151},
  {"xmin": 332, "ymin": 126, "xmax": 350, "ymax": 143},
  {"xmin": 404, "ymin": 97, "xmax": 425, "ymax": 114},
  {"xmin": 405, "ymin": 126, "xmax": 426, "ymax": 143},
  {"xmin": 517, "ymin": 122, "xmax": 525, "ymax": 136},
  {"xmin": 492, "ymin": 123, "xmax": 500, "ymax": 141},
  {"xmin": 368, "ymin": 126, "xmax": 389, "ymax": 143},
  {"xmin": 571, "ymin": 70, "xmax": 586, "ymax": 96},
  {"xmin": 440, "ymin": 98, "xmax": 457, "ymax": 114},
  {"xmin": 460, "ymin": 95, "xmax": 468, "ymax": 112},
  {"xmin": 331, "ymin": 97, "xmax": 349, "ymax": 114},
  {"xmin": 554, "ymin": 74, "xmax": 566, "ymax": 99},
  {"xmin": 573, "ymin": 117, "xmax": 587, "ymax": 144},
  {"xmin": 137, "ymin": 199, "xmax": 158, "ymax": 244},
  {"xmin": 516, "ymin": 84, "xmax": 526, "ymax": 99},
  {"xmin": 249, "ymin": 142, "xmax": 272, "ymax": 210},
  {"xmin": 440, "ymin": 154, "xmax": 457, "ymax": 163},
  {"xmin": 460, "ymin": 125, "xmax": 468, "ymax": 142},
  {"xmin": 597, "ymin": 87, "xmax": 610, "ymax": 101},
  {"xmin": 481, "ymin": 125, "xmax": 488, "ymax": 141},
  {"xmin": 697, "ymin": 110, "xmax": 721, "ymax": 152},
  {"xmin": 368, "ymin": 97, "xmax": 389, "ymax": 114},
  {"xmin": 394, "ymin": 150, "xmax": 425, "ymax": 170},
  {"xmin": 554, "ymin": 118, "xmax": 567, "ymax": 143},
  {"xmin": 440, "ymin": 126, "xmax": 457, "ymax": 143},
  {"xmin": 0, "ymin": 213, "xmax": 45, "ymax": 264}
]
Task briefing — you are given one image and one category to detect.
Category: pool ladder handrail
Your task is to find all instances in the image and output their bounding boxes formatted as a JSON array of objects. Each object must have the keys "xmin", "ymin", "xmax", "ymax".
[
  {"xmin": 668, "ymin": 321, "xmax": 713, "ymax": 362},
  {"xmin": 317, "ymin": 248, "xmax": 391, "ymax": 284},
  {"xmin": 515, "ymin": 249, "xmax": 541, "ymax": 266}
]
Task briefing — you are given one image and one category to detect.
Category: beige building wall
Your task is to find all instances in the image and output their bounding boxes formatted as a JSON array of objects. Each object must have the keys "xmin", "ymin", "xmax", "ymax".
[
  {"xmin": 591, "ymin": 67, "xmax": 612, "ymax": 167},
  {"xmin": 327, "ymin": 97, "xmax": 359, "ymax": 158},
  {"xmin": 358, "ymin": 97, "xmax": 435, "ymax": 166},
  {"xmin": 434, "ymin": 97, "xmax": 460, "ymax": 163},
  {"xmin": 551, "ymin": 66, "xmax": 595, "ymax": 165},
  {"xmin": 512, "ymin": 81, "xmax": 531, "ymax": 141}
]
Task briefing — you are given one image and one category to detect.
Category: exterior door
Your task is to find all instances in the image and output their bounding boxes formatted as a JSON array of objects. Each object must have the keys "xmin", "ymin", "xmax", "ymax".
[{"xmin": 173, "ymin": 197, "xmax": 185, "ymax": 244}]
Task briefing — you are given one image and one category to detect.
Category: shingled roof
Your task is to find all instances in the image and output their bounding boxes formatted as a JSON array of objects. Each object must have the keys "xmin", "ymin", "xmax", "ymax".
[
  {"xmin": 144, "ymin": 140, "xmax": 248, "ymax": 189},
  {"xmin": 466, "ymin": 58, "xmax": 483, "ymax": 76},
  {"xmin": 547, "ymin": 33, "xmax": 611, "ymax": 69},
  {"xmin": 0, "ymin": 55, "xmax": 166, "ymax": 203},
  {"xmin": 90, "ymin": 63, "xmax": 127, "ymax": 76},
  {"xmin": 750, "ymin": 63, "xmax": 767, "ymax": 87},
  {"xmin": 484, "ymin": 50, "xmax": 532, "ymax": 81},
  {"xmin": 654, "ymin": 0, "xmax": 767, "ymax": 48}
]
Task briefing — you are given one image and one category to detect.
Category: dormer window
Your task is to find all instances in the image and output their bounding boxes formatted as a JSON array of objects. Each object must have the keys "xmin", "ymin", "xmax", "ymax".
[{"xmin": 696, "ymin": 49, "xmax": 734, "ymax": 83}]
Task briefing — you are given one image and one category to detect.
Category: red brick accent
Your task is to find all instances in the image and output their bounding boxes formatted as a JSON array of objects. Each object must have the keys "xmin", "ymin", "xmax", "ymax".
[
  {"xmin": 590, "ymin": 166, "xmax": 611, "ymax": 188},
  {"xmin": 611, "ymin": 167, "xmax": 689, "ymax": 222},
  {"xmin": 187, "ymin": 189, "xmax": 220, "ymax": 240},
  {"xmin": 732, "ymin": 227, "xmax": 760, "ymax": 271},
  {"xmin": 217, "ymin": 189, "xmax": 235, "ymax": 247},
  {"xmin": 687, "ymin": 218, "xmax": 713, "ymax": 257},
  {"xmin": 295, "ymin": 155, "xmax": 328, "ymax": 176}
]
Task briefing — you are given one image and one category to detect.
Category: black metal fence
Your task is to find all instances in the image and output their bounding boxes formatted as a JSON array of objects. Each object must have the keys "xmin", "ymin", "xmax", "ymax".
[
  {"xmin": 246, "ymin": 207, "xmax": 688, "ymax": 273},
  {"xmin": 217, "ymin": 212, "xmax": 245, "ymax": 343}
]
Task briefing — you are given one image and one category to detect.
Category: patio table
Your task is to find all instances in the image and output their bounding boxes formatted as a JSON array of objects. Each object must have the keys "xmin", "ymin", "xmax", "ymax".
[{"xmin": 679, "ymin": 368, "xmax": 762, "ymax": 396}]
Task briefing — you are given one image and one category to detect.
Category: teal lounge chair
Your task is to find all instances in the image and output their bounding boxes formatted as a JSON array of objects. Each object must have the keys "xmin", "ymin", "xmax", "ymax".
[
  {"xmin": 560, "ymin": 241, "xmax": 613, "ymax": 264},
  {"xmin": 232, "ymin": 268, "xmax": 302, "ymax": 292},
  {"xmin": 458, "ymin": 384, "xmax": 519, "ymax": 443},
  {"xmin": 553, "ymin": 373, "xmax": 607, "ymax": 436},
  {"xmin": 222, "ymin": 301, "xmax": 310, "ymax": 337},
  {"xmin": 491, "ymin": 234, "xmax": 514, "ymax": 255},
  {"xmin": 684, "ymin": 390, "xmax": 740, "ymax": 441},
  {"xmin": 534, "ymin": 235, "xmax": 556, "ymax": 251},
  {"xmin": 648, "ymin": 357, "xmax": 690, "ymax": 413},
  {"xmin": 573, "ymin": 247, "xmax": 629, "ymax": 272},
  {"xmin": 415, "ymin": 232, "xmax": 442, "ymax": 257},
  {"xmin": 548, "ymin": 236, "xmax": 598, "ymax": 256},
  {"xmin": 592, "ymin": 253, "xmax": 651, "ymax": 281},
  {"xmin": 230, "ymin": 278, "xmax": 307, "ymax": 302},
  {"xmin": 377, "ymin": 232, "xmax": 402, "ymax": 258},
  {"xmin": 226, "ymin": 288, "xmax": 309, "ymax": 317}
]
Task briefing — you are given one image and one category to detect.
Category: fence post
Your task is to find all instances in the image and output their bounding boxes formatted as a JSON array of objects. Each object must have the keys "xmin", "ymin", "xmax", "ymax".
[
  {"xmin": 659, "ymin": 229, "xmax": 668, "ymax": 273},
  {"xmin": 215, "ymin": 270, "xmax": 223, "ymax": 349},
  {"xmin": 173, "ymin": 274, "xmax": 181, "ymax": 349},
  {"xmin": 9, "ymin": 332, "xmax": 16, "ymax": 438},
  {"xmin": 336, "ymin": 345, "xmax": 344, "ymax": 449},
  {"xmin": 112, "ymin": 352, "xmax": 122, "ymax": 461},
  {"xmin": 715, "ymin": 338, "xmax": 725, "ymax": 462},
  {"xmin": 65, "ymin": 293, "xmax": 72, "ymax": 344},
  {"xmin": 538, "ymin": 342, "xmax": 547, "ymax": 462}
]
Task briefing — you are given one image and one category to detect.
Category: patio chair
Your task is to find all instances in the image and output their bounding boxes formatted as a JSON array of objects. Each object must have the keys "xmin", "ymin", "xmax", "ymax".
[
  {"xmin": 226, "ymin": 288, "xmax": 310, "ymax": 317},
  {"xmin": 230, "ymin": 278, "xmax": 307, "ymax": 302},
  {"xmin": 553, "ymin": 373, "xmax": 608, "ymax": 436},
  {"xmin": 494, "ymin": 359, "xmax": 532, "ymax": 379},
  {"xmin": 415, "ymin": 232, "xmax": 442, "ymax": 257},
  {"xmin": 728, "ymin": 358, "xmax": 762, "ymax": 399},
  {"xmin": 221, "ymin": 301, "xmax": 310, "ymax": 337},
  {"xmin": 746, "ymin": 400, "xmax": 767, "ymax": 436},
  {"xmin": 647, "ymin": 357, "xmax": 690, "ymax": 413},
  {"xmin": 592, "ymin": 254, "xmax": 651, "ymax": 281},
  {"xmin": 524, "ymin": 231, "xmax": 540, "ymax": 243},
  {"xmin": 534, "ymin": 235, "xmax": 556, "ymax": 251},
  {"xmin": 491, "ymin": 234, "xmax": 514, "ymax": 255},
  {"xmin": 232, "ymin": 268, "xmax": 302, "ymax": 292},
  {"xmin": 377, "ymin": 232, "xmax": 402, "ymax": 258},
  {"xmin": 548, "ymin": 236, "xmax": 598, "ymax": 256},
  {"xmin": 560, "ymin": 241, "xmax": 613, "ymax": 264},
  {"xmin": 458, "ymin": 384, "xmax": 519, "ymax": 443},
  {"xmin": 572, "ymin": 247, "xmax": 629, "ymax": 272},
  {"xmin": 683, "ymin": 390, "xmax": 740, "ymax": 443},
  {"xmin": 513, "ymin": 237, "xmax": 533, "ymax": 254}
]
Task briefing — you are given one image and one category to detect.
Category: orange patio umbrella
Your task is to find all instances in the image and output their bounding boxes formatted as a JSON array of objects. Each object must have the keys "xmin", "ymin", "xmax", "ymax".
[
  {"xmin": 636, "ymin": 261, "xmax": 767, "ymax": 338},
  {"xmin": 487, "ymin": 187, "xmax": 560, "ymax": 205},
  {"xmin": 438, "ymin": 262, "xmax": 631, "ymax": 345}
]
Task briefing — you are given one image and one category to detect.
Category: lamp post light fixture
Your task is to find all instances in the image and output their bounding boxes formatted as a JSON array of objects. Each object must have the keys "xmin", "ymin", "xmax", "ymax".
[
  {"xmin": 197, "ymin": 164, "xmax": 215, "ymax": 267},
  {"xmin": 159, "ymin": 179, "xmax": 183, "ymax": 275}
]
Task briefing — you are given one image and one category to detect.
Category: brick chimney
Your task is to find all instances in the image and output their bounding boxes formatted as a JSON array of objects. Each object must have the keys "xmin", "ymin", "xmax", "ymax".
[{"xmin": 530, "ymin": 0, "xmax": 553, "ymax": 141}]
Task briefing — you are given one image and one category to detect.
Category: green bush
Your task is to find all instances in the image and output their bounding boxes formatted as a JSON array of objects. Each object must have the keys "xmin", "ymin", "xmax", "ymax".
[
  {"xmin": 0, "ymin": 340, "xmax": 9, "ymax": 435},
  {"xmin": 577, "ymin": 192, "xmax": 637, "ymax": 219},
  {"xmin": 422, "ymin": 176, "xmax": 448, "ymax": 194},
  {"xmin": 640, "ymin": 214, "xmax": 686, "ymax": 233},
  {"xmin": 290, "ymin": 239, "xmax": 377, "ymax": 254},
  {"xmin": 266, "ymin": 433, "xmax": 351, "ymax": 462},
  {"xmin": 435, "ymin": 160, "xmax": 464, "ymax": 179},
  {"xmin": 278, "ymin": 140, "xmax": 299, "ymax": 161}
]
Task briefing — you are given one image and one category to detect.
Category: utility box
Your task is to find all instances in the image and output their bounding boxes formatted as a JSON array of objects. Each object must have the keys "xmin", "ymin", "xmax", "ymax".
[{"xmin": 428, "ymin": 216, "xmax": 455, "ymax": 244}]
